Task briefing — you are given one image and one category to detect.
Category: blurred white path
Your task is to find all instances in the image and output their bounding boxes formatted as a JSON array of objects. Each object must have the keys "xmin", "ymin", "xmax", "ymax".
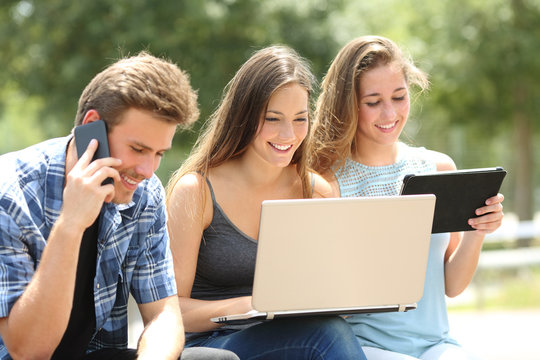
[{"xmin": 448, "ymin": 309, "xmax": 540, "ymax": 360}]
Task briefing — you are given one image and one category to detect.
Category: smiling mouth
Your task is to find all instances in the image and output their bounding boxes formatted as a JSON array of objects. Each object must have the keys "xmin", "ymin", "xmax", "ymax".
[
  {"xmin": 269, "ymin": 142, "xmax": 293, "ymax": 151},
  {"xmin": 121, "ymin": 174, "xmax": 139, "ymax": 186},
  {"xmin": 375, "ymin": 121, "xmax": 398, "ymax": 130}
]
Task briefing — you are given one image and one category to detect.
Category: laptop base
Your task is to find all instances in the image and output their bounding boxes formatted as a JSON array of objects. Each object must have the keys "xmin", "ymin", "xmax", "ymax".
[{"xmin": 211, "ymin": 303, "xmax": 417, "ymax": 325}]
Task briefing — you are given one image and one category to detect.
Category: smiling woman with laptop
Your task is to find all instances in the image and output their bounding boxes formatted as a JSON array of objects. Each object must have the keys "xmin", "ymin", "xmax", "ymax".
[
  {"xmin": 309, "ymin": 35, "xmax": 505, "ymax": 360},
  {"xmin": 165, "ymin": 46, "xmax": 366, "ymax": 359}
]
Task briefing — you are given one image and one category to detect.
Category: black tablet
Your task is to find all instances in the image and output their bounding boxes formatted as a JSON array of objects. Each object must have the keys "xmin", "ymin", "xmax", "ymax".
[{"xmin": 400, "ymin": 167, "xmax": 506, "ymax": 233}]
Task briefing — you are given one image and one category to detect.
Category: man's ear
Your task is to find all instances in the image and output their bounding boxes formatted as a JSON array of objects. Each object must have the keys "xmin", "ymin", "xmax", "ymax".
[{"xmin": 82, "ymin": 109, "xmax": 101, "ymax": 125}]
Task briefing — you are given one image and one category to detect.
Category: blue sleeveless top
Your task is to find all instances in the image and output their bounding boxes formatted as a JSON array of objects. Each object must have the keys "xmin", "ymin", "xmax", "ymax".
[{"xmin": 335, "ymin": 143, "xmax": 459, "ymax": 357}]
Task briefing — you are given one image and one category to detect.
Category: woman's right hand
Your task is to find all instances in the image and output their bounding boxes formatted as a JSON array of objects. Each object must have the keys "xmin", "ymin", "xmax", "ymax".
[
  {"xmin": 229, "ymin": 296, "xmax": 254, "ymax": 315},
  {"xmin": 177, "ymin": 296, "xmax": 253, "ymax": 332}
]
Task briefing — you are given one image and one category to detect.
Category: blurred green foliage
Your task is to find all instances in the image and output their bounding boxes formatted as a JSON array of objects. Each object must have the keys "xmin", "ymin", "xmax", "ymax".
[{"xmin": 1, "ymin": 0, "xmax": 539, "ymax": 219}]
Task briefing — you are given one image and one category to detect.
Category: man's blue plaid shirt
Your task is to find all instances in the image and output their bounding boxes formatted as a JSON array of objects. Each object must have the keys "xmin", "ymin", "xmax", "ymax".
[{"xmin": 0, "ymin": 136, "xmax": 177, "ymax": 358}]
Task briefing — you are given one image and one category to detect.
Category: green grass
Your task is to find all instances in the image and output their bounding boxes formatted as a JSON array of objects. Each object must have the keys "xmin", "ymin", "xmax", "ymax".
[{"xmin": 448, "ymin": 266, "xmax": 540, "ymax": 311}]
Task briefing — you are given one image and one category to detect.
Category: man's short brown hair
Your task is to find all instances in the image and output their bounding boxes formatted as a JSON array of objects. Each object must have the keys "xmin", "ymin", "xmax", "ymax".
[{"xmin": 75, "ymin": 51, "xmax": 199, "ymax": 129}]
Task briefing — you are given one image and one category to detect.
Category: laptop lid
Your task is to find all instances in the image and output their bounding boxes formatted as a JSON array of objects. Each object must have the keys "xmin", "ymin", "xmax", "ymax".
[{"xmin": 251, "ymin": 194, "xmax": 436, "ymax": 314}]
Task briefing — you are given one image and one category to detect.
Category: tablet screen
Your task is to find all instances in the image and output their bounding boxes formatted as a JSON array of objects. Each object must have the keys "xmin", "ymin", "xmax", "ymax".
[{"xmin": 400, "ymin": 167, "xmax": 506, "ymax": 233}]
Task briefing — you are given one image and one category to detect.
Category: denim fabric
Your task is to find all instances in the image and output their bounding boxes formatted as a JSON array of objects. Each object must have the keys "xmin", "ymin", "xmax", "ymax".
[{"xmin": 187, "ymin": 316, "xmax": 366, "ymax": 360}]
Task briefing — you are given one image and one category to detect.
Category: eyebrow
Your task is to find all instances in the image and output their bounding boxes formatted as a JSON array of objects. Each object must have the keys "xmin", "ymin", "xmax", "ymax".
[
  {"xmin": 361, "ymin": 87, "xmax": 407, "ymax": 99},
  {"xmin": 266, "ymin": 109, "xmax": 309, "ymax": 116}
]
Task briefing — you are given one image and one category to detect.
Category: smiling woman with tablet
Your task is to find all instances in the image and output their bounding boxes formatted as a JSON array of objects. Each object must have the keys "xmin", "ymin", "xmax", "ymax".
[{"xmin": 309, "ymin": 35, "xmax": 505, "ymax": 360}]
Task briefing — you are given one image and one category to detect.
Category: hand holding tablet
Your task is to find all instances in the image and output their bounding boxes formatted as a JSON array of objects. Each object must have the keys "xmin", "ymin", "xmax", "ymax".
[{"xmin": 400, "ymin": 167, "xmax": 507, "ymax": 233}]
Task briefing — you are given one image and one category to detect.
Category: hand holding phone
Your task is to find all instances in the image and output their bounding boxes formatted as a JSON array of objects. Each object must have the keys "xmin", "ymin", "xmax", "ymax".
[{"xmin": 74, "ymin": 120, "xmax": 114, "ymax": 185}]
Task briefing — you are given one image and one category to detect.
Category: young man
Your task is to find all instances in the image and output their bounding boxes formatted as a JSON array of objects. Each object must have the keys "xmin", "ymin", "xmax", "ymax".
[{"xmin": 0, "ymin": 53, "xmax": 238, "ymax": 360}]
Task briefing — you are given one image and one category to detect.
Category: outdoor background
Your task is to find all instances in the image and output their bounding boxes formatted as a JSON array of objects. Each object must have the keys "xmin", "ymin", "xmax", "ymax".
[{"xmin": 1, "ymin": 0, "xmax": 539, "ymax": 359}]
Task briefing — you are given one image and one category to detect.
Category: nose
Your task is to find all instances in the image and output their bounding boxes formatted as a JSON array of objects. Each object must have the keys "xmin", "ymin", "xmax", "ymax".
[
  {"xmin": 136, "ymin": 155, "xmax": 159, "ymax": 180},
  {"xmin": 381, "ymin": 102, "xmax": 397, "ymax": 120},
  {"xmin": 279, "ymin": 120, "xmax": 295, "ymax": 140}
]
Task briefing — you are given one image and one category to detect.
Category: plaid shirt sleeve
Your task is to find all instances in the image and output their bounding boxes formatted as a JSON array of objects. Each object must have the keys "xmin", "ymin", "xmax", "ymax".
[
  {"xmin": 129, "ymin": 183, "xmax": 177, "ymax": 304},
  {"xmin": 0, "ymin": 199, "xmax": 38, "ymax": 318}
]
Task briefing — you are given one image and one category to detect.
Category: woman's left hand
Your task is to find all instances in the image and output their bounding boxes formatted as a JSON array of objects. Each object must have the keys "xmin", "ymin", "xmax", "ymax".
[{"xmin": 467, "ymin": 193, "xmax": 504, "ymax": 235}]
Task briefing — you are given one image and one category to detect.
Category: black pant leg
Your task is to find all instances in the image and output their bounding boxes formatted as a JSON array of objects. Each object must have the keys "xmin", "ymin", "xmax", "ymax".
[{"xmin": 83, "ymin": 348, "xmax": 137, "ymax": 360}]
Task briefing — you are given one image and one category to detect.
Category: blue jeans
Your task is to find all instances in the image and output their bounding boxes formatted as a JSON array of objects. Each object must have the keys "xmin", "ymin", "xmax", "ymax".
[{"xmin": 187, "ymin": 316, "xmax": 366, "ymax": 360}]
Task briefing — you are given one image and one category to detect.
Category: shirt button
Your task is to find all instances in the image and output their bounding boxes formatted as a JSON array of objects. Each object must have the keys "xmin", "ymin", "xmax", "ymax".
[{"xmin": 96, "ymin": 283, "xmax": 100, "ymax": 289}]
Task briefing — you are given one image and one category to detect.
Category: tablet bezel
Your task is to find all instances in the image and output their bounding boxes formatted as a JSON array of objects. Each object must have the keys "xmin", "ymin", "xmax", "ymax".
[{"xmin": 400, "ymin": 167, "xmax": 506, "ymax": 233}]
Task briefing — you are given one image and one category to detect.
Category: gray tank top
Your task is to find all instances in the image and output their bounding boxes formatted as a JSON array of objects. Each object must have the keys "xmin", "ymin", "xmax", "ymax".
[{"xmin": 190, "ymin": 178, "xmax": 258, "ymax": 301}]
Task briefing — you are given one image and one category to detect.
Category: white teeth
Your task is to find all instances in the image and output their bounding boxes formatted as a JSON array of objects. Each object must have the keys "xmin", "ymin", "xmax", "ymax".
[
  {"xmin": 270, "ymin": 143, "xmax": 292, "ymax": 151},
  {"xmin": 121, "ymin": 175, "xmax": 138, "ymax": 185},
  {"xmin": 377, "ymin": 122, "xmax": 396, "ymax": 129}
]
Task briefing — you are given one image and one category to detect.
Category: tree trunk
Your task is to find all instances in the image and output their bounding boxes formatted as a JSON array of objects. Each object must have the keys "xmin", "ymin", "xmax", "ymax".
[
  {"xmin": 512, "ymin": 108, "xmax": 534, "ymax": 247},
  {"xmin": 511, "ymin": 0, "xmax": 536, "ymax": 247}
]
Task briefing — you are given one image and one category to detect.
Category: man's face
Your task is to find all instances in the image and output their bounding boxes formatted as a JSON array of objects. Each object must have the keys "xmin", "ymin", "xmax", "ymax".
[{"xmin": 107, "ymin": 108, "xmax": 176, "ymax": 204}]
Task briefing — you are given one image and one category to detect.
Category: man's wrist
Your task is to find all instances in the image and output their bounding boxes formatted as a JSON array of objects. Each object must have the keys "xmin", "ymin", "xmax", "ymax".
[{"xmin": 51, "ymin": 214, "xmax": 87, "ymax": 244}]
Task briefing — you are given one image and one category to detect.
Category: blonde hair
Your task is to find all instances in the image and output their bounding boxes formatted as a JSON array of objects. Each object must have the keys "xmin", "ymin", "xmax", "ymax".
[
  {"xmin": 75, "ymin": 51, "xmax": 199, "ymax": 129},
  {"xmin": 309, "ymin": 35, "xmax": 428, "ymax": 174},
  {"xmin": 166, "ymin": 45, "xmax": 315, "ymax": 201}
]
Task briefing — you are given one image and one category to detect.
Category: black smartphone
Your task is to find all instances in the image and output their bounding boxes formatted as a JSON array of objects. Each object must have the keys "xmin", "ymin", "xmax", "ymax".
[{"xmin": 74, "ymin": 119, "xmax": 113, "ymax": 185}]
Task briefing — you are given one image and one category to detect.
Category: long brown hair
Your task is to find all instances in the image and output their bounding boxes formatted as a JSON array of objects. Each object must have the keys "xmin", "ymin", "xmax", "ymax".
[
  {"xmin": 309, "ymin": 35, "xmax": 428, "ymax": 174},
  {"xmin": 166, "ymin": 45, "xmax": 316, "ymax": 202}
]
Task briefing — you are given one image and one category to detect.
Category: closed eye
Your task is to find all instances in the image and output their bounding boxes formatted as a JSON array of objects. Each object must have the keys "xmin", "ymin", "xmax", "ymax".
[{"xmin": 366, "ymin": 101, "xmax": 380, "ymax": 107}]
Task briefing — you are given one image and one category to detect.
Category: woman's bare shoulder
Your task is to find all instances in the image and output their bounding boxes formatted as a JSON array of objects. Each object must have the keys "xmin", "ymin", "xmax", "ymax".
[
  {"xmin": 170, "ymin": 172, "xmax": 206, "ymax": 197},
  {"xmin": 168, "ymin": 171, "xmax": 212, "ymax": 226},
  {"xmin": 424, "ymin": 149, "xmax": 457, "ymax": 172},
  {"xmin": 311, "ymin": 171, "xmax": 340, "ymax": 198}
]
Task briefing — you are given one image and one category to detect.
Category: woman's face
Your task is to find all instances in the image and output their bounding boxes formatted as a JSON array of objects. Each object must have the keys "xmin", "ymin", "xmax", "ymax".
[
  {"xmin": 247, "ymin": 83, "xmax": 309, "ymax": 168},
  {"xmin": 356, "ymin": 63, "xmax": 410, "ymax": 148}
]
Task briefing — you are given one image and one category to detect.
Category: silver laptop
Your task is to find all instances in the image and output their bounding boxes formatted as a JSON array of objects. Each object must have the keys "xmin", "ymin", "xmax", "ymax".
[{"xmin": 211, "ymin": 194, "xmax": 435, "ymax": 324}]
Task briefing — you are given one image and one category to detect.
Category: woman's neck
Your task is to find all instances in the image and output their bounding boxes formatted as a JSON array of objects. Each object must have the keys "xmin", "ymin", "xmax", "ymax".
[
  {"xmin": 226, "ymin": 151, "xmax": 297, "ymax": 193},
  {"xmin": 352, "ymin": 140, "xmax": 400, "ymax": 167}
]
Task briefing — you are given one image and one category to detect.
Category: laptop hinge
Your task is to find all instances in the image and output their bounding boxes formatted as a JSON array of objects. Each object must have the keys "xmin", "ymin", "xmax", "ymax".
[
  {"xmin": 398, "ymin": 305, "xmax": 407, "ymax": 312},
  {"xmin": 266, "ymin": 312, "xmax": 275, "ymax": 320}
]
